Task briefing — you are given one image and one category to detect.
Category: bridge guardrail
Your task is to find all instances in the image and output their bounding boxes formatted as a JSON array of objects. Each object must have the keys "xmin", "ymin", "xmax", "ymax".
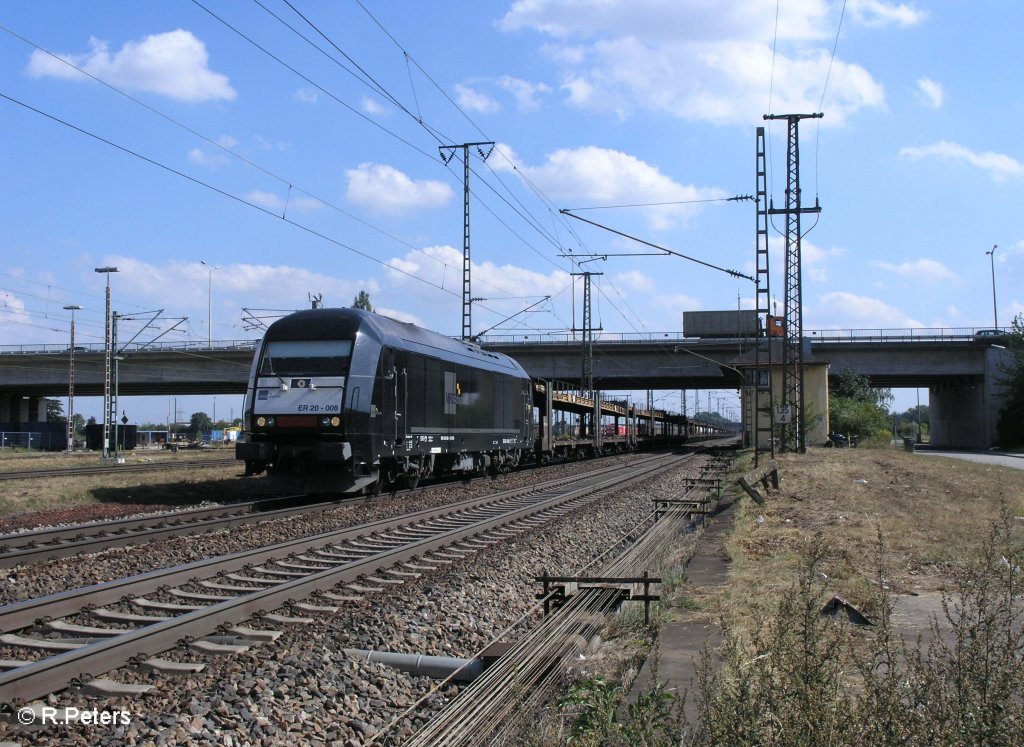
[
  {"xmin": 0, "ymin": 340, "xmax": 259, "ymax": 355},
  {"xmin": 477, "ymin": 326, "xmax": 991, "ymax": 345}
]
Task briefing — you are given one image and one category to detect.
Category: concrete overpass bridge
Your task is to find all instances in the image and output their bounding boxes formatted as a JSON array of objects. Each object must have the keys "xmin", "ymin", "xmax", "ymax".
[{"xmin": 0, "ymin": 327, "xmax": 1011, "ymax": 448}]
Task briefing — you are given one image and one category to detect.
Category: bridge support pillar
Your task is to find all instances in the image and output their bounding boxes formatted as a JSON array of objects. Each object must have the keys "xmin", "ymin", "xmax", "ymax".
[{"xmin": 930, "ymin": 347, "xmax": 1011, "ymax": 449}]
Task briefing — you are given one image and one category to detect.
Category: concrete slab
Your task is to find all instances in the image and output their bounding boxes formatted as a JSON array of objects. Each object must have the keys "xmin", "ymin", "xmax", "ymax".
[{"xmin": 624, "ymin": 500, "xmax": 737, "ymax": 726}]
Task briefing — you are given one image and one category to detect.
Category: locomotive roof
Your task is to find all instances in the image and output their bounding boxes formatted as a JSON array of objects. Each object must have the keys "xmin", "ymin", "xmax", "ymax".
[{"xmin": 263, "ymin": 307, "xmax": 529, "ymax": 378}]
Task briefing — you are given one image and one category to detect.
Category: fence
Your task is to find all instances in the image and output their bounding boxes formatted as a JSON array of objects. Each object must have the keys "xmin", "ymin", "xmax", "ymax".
[{"xmin": 0, "ymin": 431, "xmax": 64, "ymax": 450}]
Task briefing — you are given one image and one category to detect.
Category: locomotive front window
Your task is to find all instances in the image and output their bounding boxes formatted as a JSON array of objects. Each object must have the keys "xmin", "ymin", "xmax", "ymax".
[{"xmin": 259, "ymin": 340, "xmax": 353, "ymax": 377}]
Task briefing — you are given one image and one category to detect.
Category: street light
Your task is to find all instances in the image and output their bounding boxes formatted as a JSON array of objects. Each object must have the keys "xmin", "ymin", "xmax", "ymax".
[
  {"xmin": 201, "ymin": 260, "xmax": 219, "ymax": 346},
  {"xmin": 94, "ymin": 266, "xmax": 119, "ymax": 458},
  {"xmin": 63, "ymin": 304, "xmax": 82, "ymax": 454},
  {"xmin": 985, "ymin": 244, "xmax": 998, "ymax": 329}
]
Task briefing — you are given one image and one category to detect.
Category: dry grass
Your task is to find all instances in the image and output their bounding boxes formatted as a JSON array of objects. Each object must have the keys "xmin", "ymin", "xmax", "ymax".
[
  {"xmin": 709, "ymin": 447, "xmax": 1024, "ymax": 632},
  {"xmin": 0, "ymin": 447, "xmax": 281, "ymax": 526}
]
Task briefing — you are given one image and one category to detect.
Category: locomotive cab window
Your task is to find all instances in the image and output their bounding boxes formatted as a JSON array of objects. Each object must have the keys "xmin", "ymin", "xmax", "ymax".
[{"xmin": 259, "ymin": 340, "xmax": 353, "ymax": 377}]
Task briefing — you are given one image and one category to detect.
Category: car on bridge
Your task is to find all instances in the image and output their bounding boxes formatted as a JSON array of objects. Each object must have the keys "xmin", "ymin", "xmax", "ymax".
[{"xmin": 973, "ymin": 329, "xmax": 1009, "ymax": 344}]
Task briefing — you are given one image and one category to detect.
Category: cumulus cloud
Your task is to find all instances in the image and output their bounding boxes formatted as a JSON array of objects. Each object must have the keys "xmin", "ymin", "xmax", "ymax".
[
  {"xmin": 497, "ymin": 0, "xmax": 887, "ymax": 125},
  {"xmin": 386, "ymin": 245, "xmax": 570, "ymax": 299},
  {"xmin": 869, "ymin": 257, "xmax": 957, "ymax": 283},
  {"xmin": 495, "ymin": 75, "xmax": 552, "ymax": 110},
  {"xmin": 103, "ymin": 257, "xmax": 378, "ymax": 329},
  {"xmin": 26, "ymin": 30, "xmax": 236, "ymax": 103},
  {"xmin": 899, "ymin": 141, "xmax": 1023, "ymax": 180},
  {"xmin": 345, "ymin": 163, "xmax": 453, "ymax": 213},
  {"xmin": 916, "ymin": 78, "xmax": 943, "ymax": 109},
  {"xmin": 814, "ymin": 291, "xmax": 922, "ymax": 328},
  {"xmin": 768, "ymin": 237, "xmax": 845, "ymax": 283},
  {"xmin": 455, "ymin": 84, "xmax": 501, "ymax": 114},
  {"xmin": 294, "ymin": 87, "xmax": 318, "ymax": 104},
  {"xmin": 492, "ymin": 143, "xmax": 726, "ymax": 229}
]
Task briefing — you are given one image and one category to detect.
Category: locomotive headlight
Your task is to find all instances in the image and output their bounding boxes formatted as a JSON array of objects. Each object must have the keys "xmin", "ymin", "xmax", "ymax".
[
  {"xmin": 266, "ymin": 417, "xmax": 275, "ymax": 427},
  {"xmin": 330, "ymin": 416, "xmax": 341, "ymax": 427},
  {"xmin": 256, "ymin": 416, "xmax": 267, "ymax": 427},
  {"xmin": 320, "ymin": 416, "xmax": 330, "ymax": 426}
]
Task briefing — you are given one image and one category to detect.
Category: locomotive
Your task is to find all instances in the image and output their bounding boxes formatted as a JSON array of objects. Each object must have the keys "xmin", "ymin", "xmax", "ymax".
[{"xmin": 236, "ymin": 308, "xmax": 533, "ymax": 494}]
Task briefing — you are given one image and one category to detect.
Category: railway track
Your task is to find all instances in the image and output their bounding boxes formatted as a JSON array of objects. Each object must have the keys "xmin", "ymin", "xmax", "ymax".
[
  {"xmin": 0, "ymin": 452, "xmax": 688, "ymax": 706},
  {"xmin": 0, "ymin": 454, "xmax": 236, "ymax": 482},
  {"xmin": 0, "ymin": 493, "xmax": 359, "ymax": 568}
]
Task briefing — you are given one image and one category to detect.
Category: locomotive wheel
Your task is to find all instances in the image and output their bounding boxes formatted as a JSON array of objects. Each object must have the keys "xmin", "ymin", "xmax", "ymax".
[{"xmin": 405, "ymin": 473, "xmax": 420, "ymax": 490}]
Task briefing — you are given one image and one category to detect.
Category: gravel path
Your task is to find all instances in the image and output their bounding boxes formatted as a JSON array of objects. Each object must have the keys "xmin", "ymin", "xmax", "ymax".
[{"xmin": 2, "ymin": 454, "xmax": 713, "ymax": 746}]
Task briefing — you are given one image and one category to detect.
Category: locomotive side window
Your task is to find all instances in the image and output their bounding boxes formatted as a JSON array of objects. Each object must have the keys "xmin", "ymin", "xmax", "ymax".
[{"xmin": 259, "ymin": 340, "xmax": 353, "ymax": 377}]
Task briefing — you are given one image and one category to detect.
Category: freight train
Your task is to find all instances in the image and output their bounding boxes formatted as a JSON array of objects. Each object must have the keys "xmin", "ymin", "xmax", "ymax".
[{"xmin": 236, "ymin": 308, "xmax": 533, "ymax": 494}]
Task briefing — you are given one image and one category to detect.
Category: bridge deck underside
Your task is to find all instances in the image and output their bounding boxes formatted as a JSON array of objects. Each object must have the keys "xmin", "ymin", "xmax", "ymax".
[{"xmin": 0, "ymin": 340, "xmax": 990, "ymax": 397}]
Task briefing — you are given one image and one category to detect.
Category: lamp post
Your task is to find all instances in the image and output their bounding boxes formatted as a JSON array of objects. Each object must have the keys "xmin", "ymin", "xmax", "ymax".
[
  {"xmin": 63, "ymin": 304, "xmax": 82, "ymax": 454},
  {"xmin": 986, "ymin": 244, "xmax": 998, "ymax": 329},
  {"xmin": 201, "ymin": 260, "xmax": 219, "ymax": 346},
  {"xmin": 94, "ymin": 266, "xmax": 118, "ymax": 458}
]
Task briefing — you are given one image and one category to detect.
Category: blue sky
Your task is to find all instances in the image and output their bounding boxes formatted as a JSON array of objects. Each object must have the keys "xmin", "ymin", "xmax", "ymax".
[{"xmin": 2, "ymin": 0, "xmax": 1021, "ymax": 423}]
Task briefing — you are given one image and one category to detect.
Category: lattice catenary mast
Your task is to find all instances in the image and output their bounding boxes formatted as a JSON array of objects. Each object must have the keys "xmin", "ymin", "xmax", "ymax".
[
  {"xmin": 764, "ymin": 112, "xmax": 822, "ymax": 453},
  {"xmin": 439, "ymin": 141, "xmax": 495, "ymax": 340}
]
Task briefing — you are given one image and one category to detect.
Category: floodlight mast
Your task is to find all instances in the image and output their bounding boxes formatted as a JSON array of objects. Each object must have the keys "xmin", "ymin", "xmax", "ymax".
[{"xmin": 94, "ymin": 266, "xmax": 119, "ymax": 459}]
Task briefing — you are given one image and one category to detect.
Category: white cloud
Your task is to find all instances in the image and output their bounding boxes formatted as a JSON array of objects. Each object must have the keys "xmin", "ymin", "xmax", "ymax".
[
  {"xmin": 241, "ymin": 190, "xmax": 321, "ymax": 214},
  {"xmin": 492, "ymin": 143, "xmax": 726, "ymax": 229},
  {"xmin": 495, "ymin": 76, "xmax": 552, "ymax": 110},
  {"xmin": 899, "ymin": 141, "xmax": 1023, "ymax": 181},
  {"xmin": 611, "ymin": 270, "xmax": 655, "ymax": 292},
  {"xmin": 768, "ymin": 237, "xmax": 845, "ymax": 283},
  {"xmin": 0, "ymin": 293, "xmax": 32, "ymax": 345},
  {"xmin": 915, "ymin": 78, "xmax": 943, "ymax": 109},
  {"xmin": 294, "ymin": 87, "xmax": 318, "ymax": 104},
  {"xmin": 361, "ymin": 96, "xmax": 389, "ymax": 115},
  {"xmin": 104, "ymin": 257, "xmax": 378, "ymax": 327},
  {"xmin": 869, "ymin": 257, "xmax": 956, "ymax": 283},
  {"xmin": 814, "ymin": 291, "xmax": 922, "ymax": 328},
  {"xmin": 498, "ymin": 0, "xmax": 886, "ymax": 125},
  {"xmin": 26, "ymin": 30, "xmax": 236, "ymax": 103},
  {"xmin": 454, "ymin": 84, "xmax": 501, "ymax": 114},
  {"xmin": 345, "ymin": 163, "xmax": 453, "ymax": 213},
  {"xmin": 385, "ymin": 245, "xmax": 571, "ymax": 303},
  {"xmin": 847, "ymin": 0, "xmax": 927, "ymax": 27},
  {"xmin": 187, "ymin": 147, "xmax": 228, "ymax": 169}
]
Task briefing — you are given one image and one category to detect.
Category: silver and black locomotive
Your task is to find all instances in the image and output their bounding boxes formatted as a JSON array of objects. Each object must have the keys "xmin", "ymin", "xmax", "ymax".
[{"xmin": 236, "ymin": 308, "xmax": 533, "ymax": 493}]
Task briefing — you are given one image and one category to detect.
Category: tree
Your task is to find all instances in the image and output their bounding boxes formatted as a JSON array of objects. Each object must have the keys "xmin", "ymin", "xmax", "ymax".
[
  {"xmin": 46, "ymin": 398, "xmax": 65, "ymax": 425},
  {"xmin": 352, "ymin": 290, "xmax": 374, "ymax": 312},
  {"xmin": 71, "ymin": 413, "xmax": 86, "ymax": 437},
  {"xmin": 188, "ymin": 411, "xmax": 213, "ymax": 440},
  {"xmin": 996, "ymin": 314, "xmax": 1024, "ymax": 447},
  {"xmin": 829, "ymin": 367, "xmax": 892, "ymax": 442}
]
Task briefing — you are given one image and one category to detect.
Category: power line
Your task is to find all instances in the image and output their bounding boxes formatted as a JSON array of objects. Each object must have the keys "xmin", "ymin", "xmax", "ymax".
[{"xmin": 0, "ymin": 92, "xmax": 459, "ymax": 299}]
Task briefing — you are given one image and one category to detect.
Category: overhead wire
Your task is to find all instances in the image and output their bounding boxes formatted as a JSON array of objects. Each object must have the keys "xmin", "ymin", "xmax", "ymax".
[
  {"xmin": 200, "ymin": 1, "xmax": 565, "ymax": 316},
  {"xmin": 0, "ymin": 93, "xmax": 462, "ymax": 301}
]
